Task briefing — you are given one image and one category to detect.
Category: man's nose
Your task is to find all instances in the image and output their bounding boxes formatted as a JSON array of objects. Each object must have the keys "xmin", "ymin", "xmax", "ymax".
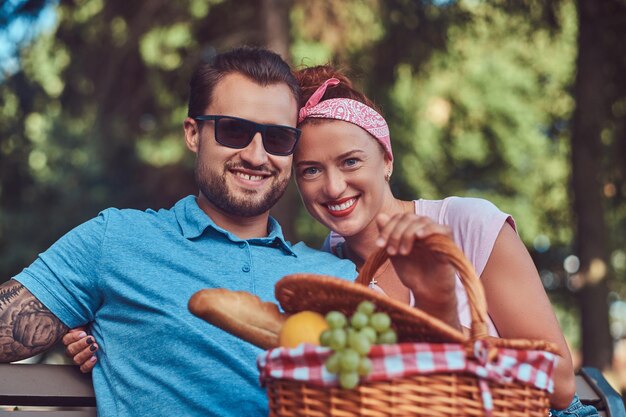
[{"xmin": 239, "ymin": 133, "xmax": 269, "ymax": 166}]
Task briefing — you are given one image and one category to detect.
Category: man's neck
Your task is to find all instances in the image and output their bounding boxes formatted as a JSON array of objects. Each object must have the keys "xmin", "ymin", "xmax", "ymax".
[{"xmin": 195, "ymin": 194, "xmax": 270, "ymax": 240}]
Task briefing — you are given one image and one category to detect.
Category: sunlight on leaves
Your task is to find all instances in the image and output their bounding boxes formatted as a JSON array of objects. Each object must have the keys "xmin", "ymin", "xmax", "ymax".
[
  {"xmin": 110, "ymin": 16, "xmax": 128, "ymax": 47},
  {"xmin": 140, "ymin": 23, "xmax": 193, "ymax": 70},
  {"xmin": 136, "ymin": 135, "xmax": 186, "ymax": 167},
  {"xmin": 72, "ymin": 0, "xmax": 104, "ymax": 24}
]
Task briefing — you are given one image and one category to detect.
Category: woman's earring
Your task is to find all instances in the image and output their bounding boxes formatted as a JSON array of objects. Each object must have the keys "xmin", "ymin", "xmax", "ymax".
[{"xmin": 384, "ymin": 171, "xmax": 392, "ymax": 182}]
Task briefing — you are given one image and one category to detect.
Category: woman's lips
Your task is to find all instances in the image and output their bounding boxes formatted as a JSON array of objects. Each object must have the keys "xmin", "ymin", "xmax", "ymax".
[{"xmin": 324, "ymin": 197, "xmax": 358, "ymax": 217}]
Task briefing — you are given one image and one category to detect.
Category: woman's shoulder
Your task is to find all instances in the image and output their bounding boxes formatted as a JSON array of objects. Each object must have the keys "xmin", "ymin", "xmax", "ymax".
[
  {"xmin": 415, "ymin": 196, "xmax": 510, "ymax": 226},
  {"xmin": 415, "ymin": 195, "xmax": 499, "ymax": 213}
]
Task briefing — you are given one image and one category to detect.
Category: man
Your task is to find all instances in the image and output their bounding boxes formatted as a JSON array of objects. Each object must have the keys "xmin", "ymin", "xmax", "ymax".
[{"xmin": 0, "ymin": 47, "xmax": 357, "ymax": 416}]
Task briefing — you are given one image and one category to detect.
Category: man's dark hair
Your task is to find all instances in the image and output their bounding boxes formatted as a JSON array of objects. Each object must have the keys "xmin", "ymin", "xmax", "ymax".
[{"xmin": 188, "ymin": 46, "xmax": 299, "ymax": 117}]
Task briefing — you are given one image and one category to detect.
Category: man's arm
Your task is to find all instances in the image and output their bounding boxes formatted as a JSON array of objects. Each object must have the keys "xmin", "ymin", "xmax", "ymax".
[{"xmin": 0, "ymin": 279, "xmax": 68, "ymax": 362}]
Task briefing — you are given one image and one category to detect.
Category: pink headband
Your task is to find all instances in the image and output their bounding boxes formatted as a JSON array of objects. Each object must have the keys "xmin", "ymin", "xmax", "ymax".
[{"xmin": 298, "ymin": 78, "xmax": 393, "ymax": 161}]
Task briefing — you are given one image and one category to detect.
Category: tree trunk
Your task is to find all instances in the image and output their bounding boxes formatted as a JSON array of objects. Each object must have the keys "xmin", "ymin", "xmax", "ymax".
[
  {"xmin": 260, "ymin": 0, "xmax": 300, "ymax": 242},
  {"xmin": 571, "ymin": 0, "xmax": 613, "ymax": 369},
  {"xmin": 260, "ymin": 0, "xmax": 291, "ymax": 60}
]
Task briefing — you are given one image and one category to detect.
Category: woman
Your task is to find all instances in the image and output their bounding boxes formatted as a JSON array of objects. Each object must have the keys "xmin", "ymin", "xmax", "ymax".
[
  {"xmin": 292, "ymin": 65, "xmax": 591, "ymax": 415},
  {"xmin": 65, "ymin": 64, "xmax": 594, "ymax": 415}
]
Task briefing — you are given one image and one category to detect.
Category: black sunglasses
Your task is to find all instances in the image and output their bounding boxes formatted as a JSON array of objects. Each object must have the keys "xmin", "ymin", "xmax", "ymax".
[{"xmin": 193, "ymin": 115, "xmax": 301, "ymax": 156}]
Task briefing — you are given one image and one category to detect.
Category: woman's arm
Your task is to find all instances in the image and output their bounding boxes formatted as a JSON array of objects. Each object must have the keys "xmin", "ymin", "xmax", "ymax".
[{"xmin": 481, "ymin": 223, "xmax": 576, "ymax": 409}]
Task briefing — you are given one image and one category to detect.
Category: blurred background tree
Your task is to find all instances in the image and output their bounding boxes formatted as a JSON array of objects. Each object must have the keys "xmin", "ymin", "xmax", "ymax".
[{"xmin": 1, "ymin": 0, "xmax": 624, "ymax": 388}]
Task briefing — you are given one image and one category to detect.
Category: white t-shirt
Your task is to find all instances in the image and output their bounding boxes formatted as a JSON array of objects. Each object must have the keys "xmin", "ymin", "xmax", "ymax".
[{"xmin": 323, "ymin": 196, "xmax": 516, "ymax": 337}]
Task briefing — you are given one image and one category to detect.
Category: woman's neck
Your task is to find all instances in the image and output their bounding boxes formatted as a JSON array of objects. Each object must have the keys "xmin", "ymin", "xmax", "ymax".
[{"xmin": 343, "ymin": 197, "xmax": 414, "ymax": 268}]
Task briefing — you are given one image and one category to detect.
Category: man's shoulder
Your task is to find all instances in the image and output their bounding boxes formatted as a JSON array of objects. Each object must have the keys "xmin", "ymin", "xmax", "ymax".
[
  {"xmin": 96, "ymin": 203, "xmax": 177, "ymax": 230},
  {"xmin": 289, "ymin": 241, "xmax": 338, "ymax": 258}
]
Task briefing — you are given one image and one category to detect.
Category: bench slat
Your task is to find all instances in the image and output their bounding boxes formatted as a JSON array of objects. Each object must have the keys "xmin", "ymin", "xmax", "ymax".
[
  {"xmin": 0, "ymin": 364, "xmax": 95, "ymax": 407},
  {"xmin": 0, "ymin": 410, "xmax": 95, "ymax": 416}
]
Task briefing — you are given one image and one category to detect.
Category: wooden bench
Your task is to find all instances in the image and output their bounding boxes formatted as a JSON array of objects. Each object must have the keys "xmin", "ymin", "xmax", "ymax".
[
  {"xmin": 576, "ymin": 367, "xmax": 626, "ymax": 417},
  {"xmin": 0, "ymin": 363, "xmax": 95, "ymax": 416},
  {"xmin": 0, "ymin": 363, "xmax": 623, "ymax": 416}
]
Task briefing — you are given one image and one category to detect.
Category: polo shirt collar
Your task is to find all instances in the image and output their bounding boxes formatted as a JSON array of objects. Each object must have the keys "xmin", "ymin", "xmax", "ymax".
[{"xmin": 175, "ymin": 195, "xmax": 296, "ymax": 256}]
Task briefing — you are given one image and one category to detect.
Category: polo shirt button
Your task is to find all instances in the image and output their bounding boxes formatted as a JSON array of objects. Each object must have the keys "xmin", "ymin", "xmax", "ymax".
[
  {"xmin": 239, "ymin": 243, "xmax": 246, "ymax": 249},
  {"xmin": 242, "ymin": 264, "xmax": 251, "ymax": 272}
]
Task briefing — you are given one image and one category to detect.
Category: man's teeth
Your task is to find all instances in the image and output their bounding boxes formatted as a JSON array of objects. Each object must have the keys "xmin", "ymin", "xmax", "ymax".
[
  {"xmin": 235, "ymin": 172, "xmax": 264, "ymax": 181},
  {"xmin": 328, "ymin": 198, "xmax": 356, "ymax": 211}
]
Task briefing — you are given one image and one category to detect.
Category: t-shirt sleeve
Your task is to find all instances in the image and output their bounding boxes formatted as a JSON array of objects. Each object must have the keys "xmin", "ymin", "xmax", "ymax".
[
  {"xmin": 321, "ymin": 231, "xmax": 347, "ymax": 257},
  {"xmin": 442, "ymin": 197, "xmax": 515, "ymax": 277},
  {"xmin": 12, "ymin": 211, "xmax": 110, "ymax": 328}
]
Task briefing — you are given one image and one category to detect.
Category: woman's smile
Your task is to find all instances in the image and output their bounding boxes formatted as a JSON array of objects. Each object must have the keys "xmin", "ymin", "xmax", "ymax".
[{"xmin": 324, "ymin": 196, "xmax": 359, "ymax": 217}]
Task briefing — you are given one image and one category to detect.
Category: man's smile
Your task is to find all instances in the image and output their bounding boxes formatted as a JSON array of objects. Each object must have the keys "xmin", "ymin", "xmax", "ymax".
[{"xmin": 229, "ymin": 168, "xmax": 272, "ymax": 186}]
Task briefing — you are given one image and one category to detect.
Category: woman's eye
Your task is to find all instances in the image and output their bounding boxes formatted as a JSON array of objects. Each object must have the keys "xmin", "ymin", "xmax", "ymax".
[
  {"xmin": 344, "ymin": 158, "xmax": 359, "ymax": 167},
  {"xmin": 301, "ymin": 167, "xmax": 320, "ymax": 177}
]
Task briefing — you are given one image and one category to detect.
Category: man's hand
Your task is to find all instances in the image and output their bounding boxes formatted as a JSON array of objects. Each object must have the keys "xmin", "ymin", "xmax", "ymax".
[
  {"xmin": 63, "ymin": 327, "xmax": 98, "ymax": 373},
  {"xmin": 375, "ymin": 213, "xmax": 461, "ymax": 330},
  {"xmin": 0, "ymin": 280, "xmax": 68, "ymax": 362}
]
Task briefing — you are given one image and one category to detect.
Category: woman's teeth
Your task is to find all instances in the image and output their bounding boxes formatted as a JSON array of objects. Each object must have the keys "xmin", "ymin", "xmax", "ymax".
[{"xmin": 327, "ymin": 198, "xmax": 356, "ymax": 212}]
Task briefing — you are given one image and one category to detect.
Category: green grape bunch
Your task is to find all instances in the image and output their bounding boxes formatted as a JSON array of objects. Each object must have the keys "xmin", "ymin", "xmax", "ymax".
[{"xmin": 319, "ymin": 301, "xmax": 397, "ymax": 389}]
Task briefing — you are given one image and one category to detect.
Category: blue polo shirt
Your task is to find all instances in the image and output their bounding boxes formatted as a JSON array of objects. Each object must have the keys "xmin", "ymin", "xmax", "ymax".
[{"xmin": 15, "ymin": 195, "xmax": 357, "ymax": 417}]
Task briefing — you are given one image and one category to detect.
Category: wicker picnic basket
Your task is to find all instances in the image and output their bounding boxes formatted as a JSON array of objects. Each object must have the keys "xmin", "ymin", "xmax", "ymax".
[{"xmin": 260, "ymin": 234, "xmax": 559, "ymax": 417}]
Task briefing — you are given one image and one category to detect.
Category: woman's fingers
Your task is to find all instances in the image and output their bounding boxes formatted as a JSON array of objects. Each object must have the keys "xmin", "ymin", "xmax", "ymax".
[
  {"xmin": 63, "ymin": 327, "xmax": 98, "ymax": 371},
  {"xmin": 376, "ymin": 213, "xmax": 416, "ymax": 253},
  {"xmin": 376, "ymin": 213, "xmax": 452, "ymax": 256},
  {"xmin": 71, "ymin": 340, "xmax": 98, "ymax": 368},
  {"xmin": 62, "ymin": 327, "xmax": 87, "ymax": 347},
  {"xmin": 414, "ymin": 221, "xmax": 453, "ymax": 239},
  {"xmin": 80, "ymin": 355, "xmax": 98, "ymax": 373},
  {"xmin": 65, "ymin": 335, "xmax": 94, "ymax": 357},
  {"xmin": 383, "ymin": 215, "xmax": 418, "ymax": 255},
  {"xmin": 398, "ymin": 221, "xmax": 423, "ymax": 255}
]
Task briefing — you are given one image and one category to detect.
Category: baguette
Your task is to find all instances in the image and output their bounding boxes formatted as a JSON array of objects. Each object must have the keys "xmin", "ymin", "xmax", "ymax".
[{"xmin": 188, "ymin": 288, "xmax": 286, "ymax": 350}]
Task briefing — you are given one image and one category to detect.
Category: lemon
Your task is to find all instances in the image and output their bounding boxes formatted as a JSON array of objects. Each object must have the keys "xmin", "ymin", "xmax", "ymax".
[{"xmin": 278, "ymin": 311, "xmax": 329, "ymax": 348}]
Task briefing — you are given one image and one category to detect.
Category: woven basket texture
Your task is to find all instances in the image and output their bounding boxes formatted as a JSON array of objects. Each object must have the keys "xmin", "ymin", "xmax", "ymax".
[{"xmin": 267, "ymin": 234, "xmax": 557, "ymax": 417}]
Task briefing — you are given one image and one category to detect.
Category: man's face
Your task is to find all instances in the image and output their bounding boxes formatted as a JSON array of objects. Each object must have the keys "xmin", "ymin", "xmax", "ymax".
[{"xmin": 184, "ymin": 73, "xmax": 298, "ymax": 218}]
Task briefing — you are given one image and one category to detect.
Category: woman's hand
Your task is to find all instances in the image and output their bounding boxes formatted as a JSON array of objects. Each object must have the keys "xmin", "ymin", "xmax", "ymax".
[
  {"xmin": 62, "ymin": 326, "xmax": 98, "ymax": 373},
  {"xmin": 375, "ymin": 213, "xmax": 460, "ymax": 330}
]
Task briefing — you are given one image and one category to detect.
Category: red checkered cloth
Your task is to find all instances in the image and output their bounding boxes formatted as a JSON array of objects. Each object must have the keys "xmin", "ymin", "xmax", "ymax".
[{"xmin": 257, "ymin": 340, "xmax": 558, "ymax": 417}]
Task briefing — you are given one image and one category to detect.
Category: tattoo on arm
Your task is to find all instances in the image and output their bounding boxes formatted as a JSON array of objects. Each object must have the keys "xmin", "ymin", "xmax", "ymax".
[{"xmin": 0, "ymin": 280, "xmax": 69, "ymax": 362}]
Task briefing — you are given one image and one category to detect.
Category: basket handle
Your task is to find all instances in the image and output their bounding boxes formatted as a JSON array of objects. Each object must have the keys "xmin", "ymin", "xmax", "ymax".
[{"xmin": 356, "ymin": 234, "xmax": 490, "ymax": 340}]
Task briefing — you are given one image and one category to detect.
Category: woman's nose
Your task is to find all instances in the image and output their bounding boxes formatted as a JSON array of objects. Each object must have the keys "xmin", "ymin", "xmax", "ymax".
[
  {"xmin": 323, "ymin": 170, "xmax": 347, "ymax": 199},
  {"xmin": 238, "ymin": 133, "xmax": 269, "ymax": 166}
]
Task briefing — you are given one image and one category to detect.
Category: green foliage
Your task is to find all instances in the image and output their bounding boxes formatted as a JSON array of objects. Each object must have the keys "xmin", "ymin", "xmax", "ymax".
[
  {"xmin": 290, "ymin": 0, "xmax": 384, "ymax": 67},
  {"xmin": 392, "ymin": 1, "xmax": 577, "ymax": 245}
]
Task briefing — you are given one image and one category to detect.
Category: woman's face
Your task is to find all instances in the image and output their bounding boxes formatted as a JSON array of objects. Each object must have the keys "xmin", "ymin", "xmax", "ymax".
[{"xmin": 294, "ymin": 120, "xmax": 392, "ymax": 238}]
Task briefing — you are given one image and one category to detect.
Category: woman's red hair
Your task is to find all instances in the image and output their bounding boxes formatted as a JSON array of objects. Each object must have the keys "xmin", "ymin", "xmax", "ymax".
[{"xmin": 295, "ymin": 65, "xmax": 382, "ymax": 113}]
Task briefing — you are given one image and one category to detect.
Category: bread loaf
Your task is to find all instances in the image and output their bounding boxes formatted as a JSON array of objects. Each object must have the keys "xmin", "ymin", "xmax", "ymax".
[{"xmin": 188, "ymin": 289, "xmax": 286, "ymax": 350}]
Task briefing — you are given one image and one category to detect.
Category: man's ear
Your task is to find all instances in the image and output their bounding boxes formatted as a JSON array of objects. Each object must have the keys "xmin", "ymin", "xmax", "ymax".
[{"xmin": 183, "ymin": 117, "xmax": 200, "ymax": 152}]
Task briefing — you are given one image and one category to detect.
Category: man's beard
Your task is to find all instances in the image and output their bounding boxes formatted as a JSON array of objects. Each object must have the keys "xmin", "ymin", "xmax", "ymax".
[{"xmin": 195, "ymin": 159, "xmax": 290, "ymax": 217}]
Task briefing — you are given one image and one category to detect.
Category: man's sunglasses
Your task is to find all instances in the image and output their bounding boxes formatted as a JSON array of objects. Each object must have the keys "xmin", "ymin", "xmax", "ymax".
[{"xmin": 193, "ymin": 115, "xmax": 301, "ymax": 156}]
